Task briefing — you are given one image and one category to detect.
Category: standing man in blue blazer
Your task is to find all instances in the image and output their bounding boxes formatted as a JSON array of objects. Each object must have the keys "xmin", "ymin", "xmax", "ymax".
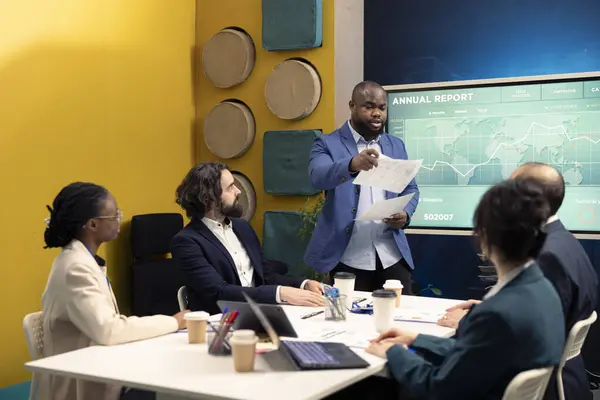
[{"xmin": 304, "ymin": 81, "xmax": 420, "ymax": 293}]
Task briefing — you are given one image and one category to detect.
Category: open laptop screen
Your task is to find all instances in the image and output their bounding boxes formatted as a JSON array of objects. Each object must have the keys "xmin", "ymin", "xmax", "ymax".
[{"xmin": 241, "ymin": 292, "xmax": 281, "ymax": 347}]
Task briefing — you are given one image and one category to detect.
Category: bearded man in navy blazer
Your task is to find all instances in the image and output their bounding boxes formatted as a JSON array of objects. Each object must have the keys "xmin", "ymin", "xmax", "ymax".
[
  {"xmin": 304, "ymin": 81, "xmax": 420, "ymax": 293},
  {"xmin": 171, "ymin": 163, "xmax": 325, "ymax": 315}
]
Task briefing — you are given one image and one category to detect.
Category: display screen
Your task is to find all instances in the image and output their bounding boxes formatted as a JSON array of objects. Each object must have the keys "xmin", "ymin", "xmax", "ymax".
[{"xmin": 386, "ymin": 75, "xmax": 600, "ymax": 232}]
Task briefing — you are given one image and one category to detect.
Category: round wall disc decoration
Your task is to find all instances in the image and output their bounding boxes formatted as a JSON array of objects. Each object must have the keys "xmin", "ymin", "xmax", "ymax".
[
  {"xmin": 202, "ymin": 28, "xmax": 255, "ymax": 88},
  {"xmin": 231, "ymin": 172, "xmax": 256, "ymax": 221},
  {"xmin": 264, "ymin": 59, "xmax": 321, "ymax": 120},
  {"xmin": 203, "ymin": 100, "xmax": 255, "ymax": 159}
]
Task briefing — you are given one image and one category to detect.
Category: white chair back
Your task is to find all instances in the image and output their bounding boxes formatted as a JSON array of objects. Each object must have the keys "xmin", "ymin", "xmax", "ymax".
[
  {"xmin": 556, "ymin": 311, "xmax": 597, "ymax": 400},
  {"xmin": 501, "ymin": 367, "xmax": 554, "ymax": 400},
  {"xmin": 177, "ymin": 286, "xmax": 188, "ymax": 312},
  {"xmin": 23, "ymin": 312, "xmax": 44, "ymax": 400}
]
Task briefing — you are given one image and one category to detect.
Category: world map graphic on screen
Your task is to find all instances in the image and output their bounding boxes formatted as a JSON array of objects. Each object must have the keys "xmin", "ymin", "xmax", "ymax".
[{"xmin": 387, "ymin": 77, "xmax": 600, "ymax": 231}]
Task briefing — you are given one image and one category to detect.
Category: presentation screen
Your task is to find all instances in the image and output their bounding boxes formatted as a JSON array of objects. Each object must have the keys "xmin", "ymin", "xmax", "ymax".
[{"xmin": 385, "ymin": 73, "xmax": 600, "ymax": 232}]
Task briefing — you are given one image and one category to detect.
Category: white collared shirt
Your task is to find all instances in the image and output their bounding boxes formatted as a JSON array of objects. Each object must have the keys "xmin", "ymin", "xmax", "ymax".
[
  {"xmin": 202, "ymin": 217, "xmax": 307, "ymax": 302},
  {"xmin": 546, "ymin": 215, "xmax": 558, "ymax": 225},
  {"xmin": 483, "ymin": 260, "xmax": 534, "ymax": 300},
  {"xmin": 202, "ymin": 217, "xmax": 255, "ymax": 287},
  {"xmin": 339, "ymin": 121, "xmax": 404, "ymax": 271}
]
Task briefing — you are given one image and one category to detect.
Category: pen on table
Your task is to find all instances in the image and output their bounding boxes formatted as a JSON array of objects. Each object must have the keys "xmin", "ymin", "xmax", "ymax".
[
  {"xmin": 301, "ymin": 310, "xmax": 324, "ymax": 320},
  {"xmin": 355, "ymin": 298, "xmax": 368, "ymax": 304},
  {"xmin": 321, "ymin": 330, "xmax": 346, "ymax": 341}
]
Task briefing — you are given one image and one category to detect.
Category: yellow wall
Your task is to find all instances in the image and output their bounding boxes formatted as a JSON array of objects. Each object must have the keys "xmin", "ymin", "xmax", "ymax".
[
  {"xmin": 195, "ymin": 0, "xmax": 337, "ymax": 236},
  {"xmin": 0, "ymin": 0, "xmax": 196, "ymax": 387}
]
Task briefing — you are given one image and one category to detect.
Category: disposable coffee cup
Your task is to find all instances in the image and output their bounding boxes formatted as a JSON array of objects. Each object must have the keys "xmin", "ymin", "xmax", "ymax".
[
  {"xmin": 372, "ymin": 289, "xmax": 397, "ymax": 333},
  {"xmin": 333, "ymin": 272, "xmax": 356, "ymax": 309},
  {"xmin": 230, "ymin": 330, "xmax": 258, "ymax": 372},
  {"xmin": 383, "ymin": 279, "xmax": 403, "ymax": 308},
  {"xmin": 184, "ymin": 311, "xmax": 209, "ymax": 344}
]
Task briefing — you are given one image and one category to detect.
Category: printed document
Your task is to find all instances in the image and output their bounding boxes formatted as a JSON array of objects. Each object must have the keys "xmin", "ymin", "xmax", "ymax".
[
  {"xmin": 353, "ymin": 155, "xmax": 422, "ymax": 193},
  {"xmin": 356, "ymin": 193, "xmax": 415, "ymax": 221},
  {"xmin": 394, "ymin": 309, "xmax": 443, "ymax": 324}
]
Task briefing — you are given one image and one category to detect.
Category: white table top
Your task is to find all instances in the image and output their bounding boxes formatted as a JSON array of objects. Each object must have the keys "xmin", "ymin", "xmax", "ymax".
[{"xmin": 25, "ymin": 293, "xmax": 459, "ymax": 400}]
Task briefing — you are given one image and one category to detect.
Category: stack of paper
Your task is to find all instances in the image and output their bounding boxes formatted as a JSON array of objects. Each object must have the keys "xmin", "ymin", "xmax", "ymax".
[
  {"xmin": 357, "ymin": 193, "xmax": 415, "ymax": 221},
  {"xmin": 352, "ymin": 156, "xmax": 422, "ymax": 221},
  {"xmin": 394, "ymin": 309, "xmax": 443, "ymax": 324},
  {"xmin": 322, "ymin": 332, "xmax": 375, "ymax": 349},
  {"xmin": 353, "ymin": 156, "xmax": 422, "ymax": 193}
]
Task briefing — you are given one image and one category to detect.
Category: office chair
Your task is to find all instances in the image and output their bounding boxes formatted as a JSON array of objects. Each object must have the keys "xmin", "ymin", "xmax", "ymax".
[
  {"xmin": 131, "ymin": 213, "xmax": 185, "ymax": 316},
  {"xmin": 557, "ymin": 311, "xmax": 597, "ymax": 400},
  {"xmin": 177, "ymin": 286, "xmax": 188, "ymax": 312},
  {"xmin": 23, "ymin": 312, "xmax": 44, "ymax": 400},
  {"xmin": 502, "ymin": 367, "xmax": 554, "ymax": 400}
]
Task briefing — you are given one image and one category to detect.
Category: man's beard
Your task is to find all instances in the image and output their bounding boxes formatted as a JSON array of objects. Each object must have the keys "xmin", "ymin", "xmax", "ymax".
[
  {"xmin": 220, "ymin": 198, "xmax": 243, "ymax": 219},
  {"xmin": 352, "ymin": 117, "xmax": 383, "ymax": 137}
]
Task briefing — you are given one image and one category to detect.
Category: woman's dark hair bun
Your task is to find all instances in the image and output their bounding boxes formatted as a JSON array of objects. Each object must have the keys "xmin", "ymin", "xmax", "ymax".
[{"xmin": 43, "ymin": 182, "xmax": 109, "ymax": 249}]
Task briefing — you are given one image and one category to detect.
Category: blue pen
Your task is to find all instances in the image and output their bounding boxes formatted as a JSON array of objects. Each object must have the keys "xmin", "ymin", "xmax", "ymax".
[{"xmin": 219, "ymin": 307, "xmax": 229, "ymax": 325}]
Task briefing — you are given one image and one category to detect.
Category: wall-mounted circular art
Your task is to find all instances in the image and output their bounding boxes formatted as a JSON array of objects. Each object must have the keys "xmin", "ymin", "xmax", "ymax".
[
  {"xmin": 202, "ymin": 28, "xmax": 255, "ymax": 88},
  {"xmin": 231, "ymin": 171, "xmax": 256, "ymax": 221},
  {"xmin": 264, "ymin": 59, "xmax": 322, "ymax": 120},
  {"xmin": 203, "ymin": 100, "xmax": 255, "ymax": 159}
]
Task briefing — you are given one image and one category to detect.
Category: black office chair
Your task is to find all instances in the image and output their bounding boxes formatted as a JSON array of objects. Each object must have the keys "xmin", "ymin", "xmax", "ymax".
[{"xmin": 131, "ymin": 213, "xmax": 185, "ymax": 317}]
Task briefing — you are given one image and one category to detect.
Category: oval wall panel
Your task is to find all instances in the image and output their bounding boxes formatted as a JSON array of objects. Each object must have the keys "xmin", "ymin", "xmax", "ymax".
[
  {"xmin": 203, "ymin": 100, "xmax": 255, "ymax": 159},
  {"xmin": 202, "ymin": 28, "xmax": 255, "ymax": 88},
  {"xmin": 231, "ymin": 172, "xmax": 256, "ymax": 221},
  {"xmin": 264, "ymin": 59, "xmax": 321, "ymax": 120}
]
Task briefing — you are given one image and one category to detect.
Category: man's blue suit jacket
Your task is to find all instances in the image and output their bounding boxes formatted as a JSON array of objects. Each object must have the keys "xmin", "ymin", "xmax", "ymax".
[
  {"xmin": 303, "ymin": 122, "xmax": 420, "ymax": 273},
  {"xmin": 171, "ymin": 218, "xmax": 304, "ymax": 314},
  {"xmin": 386, "ymin": 264, "xmax": 565, "ymax": 400}
]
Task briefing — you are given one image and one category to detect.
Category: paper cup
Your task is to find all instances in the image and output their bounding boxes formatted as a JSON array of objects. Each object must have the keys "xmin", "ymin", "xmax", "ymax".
[
  {"xmin": 334, "ymin": 272, "xmax": 356, "ymax": 309},
  {"xmin": 383, "ymin": 279, "xmax": 403, "ymax": 308},
  {"xmin": 230, "ymin": 330, "xmax": 258, "ymax": 372},
  {"xmin": 372, "ymin": 289, "xmax": 397, "ymax": 333},
  {"xmin": 184, "ymin": 311, "xmax": 209, "ymax": 344}
]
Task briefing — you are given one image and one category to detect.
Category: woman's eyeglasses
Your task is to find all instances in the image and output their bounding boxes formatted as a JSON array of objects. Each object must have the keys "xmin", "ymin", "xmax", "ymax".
[{"xmin": 94, "ymin": 209, "xmax": 124, "ymax": 225}]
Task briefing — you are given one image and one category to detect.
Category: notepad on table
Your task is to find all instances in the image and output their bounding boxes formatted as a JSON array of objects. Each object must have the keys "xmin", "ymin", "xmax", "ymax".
[{"xmin": 394, "ymin": 309, "xmax": 443, "ymax": 324}]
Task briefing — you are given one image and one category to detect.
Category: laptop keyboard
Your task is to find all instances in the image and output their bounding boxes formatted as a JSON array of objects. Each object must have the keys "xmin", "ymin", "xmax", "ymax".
[{"xmin": 282, "ymin": 341, "xmax": 340, "ymax": 366}]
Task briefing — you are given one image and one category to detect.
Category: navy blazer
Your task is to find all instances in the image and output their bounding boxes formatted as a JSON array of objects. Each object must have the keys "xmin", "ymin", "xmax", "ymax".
[
  {"xmin": 170, "ymin": 218, "xmax": 304, "ymax": 314},
  {"xmin": 304, "ymin": 122, "xmax": 420, "ymax": 273},
  {"xmin": 540, "ymin": 220, "xmax": 598, "ymax": 400},
  {"xmin": 386, "ymin": 264, "xmax": 565, "ymax": 400}
]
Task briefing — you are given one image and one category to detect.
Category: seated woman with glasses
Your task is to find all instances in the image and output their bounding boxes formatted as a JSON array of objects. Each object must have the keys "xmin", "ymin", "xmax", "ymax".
[
  {"xmin": 39, "ymin": 182, "xmax": 189, "ymax": 400},
  {"xmin": 366, "ymin": 178, "xmax": 566, "ymax": 400}
]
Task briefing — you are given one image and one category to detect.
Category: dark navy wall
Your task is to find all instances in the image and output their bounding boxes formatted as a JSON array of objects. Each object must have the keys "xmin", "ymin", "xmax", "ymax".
[
  {"xmin": 364, "ymin": 0, "xmax": 600, "ymax": 374},
  {"xmin": 365, "ymin": 0, "xmax": 600, "ymax": 85}
]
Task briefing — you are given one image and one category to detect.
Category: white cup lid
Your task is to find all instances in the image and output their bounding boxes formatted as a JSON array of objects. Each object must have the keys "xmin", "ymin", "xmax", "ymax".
[
  {"xmin": 230, "ymin": 336, "xmax": 258, "ymax": 345},
  {"xmin": 383, "ymin": 279, "xmax": 403, "ymax": 289},
  {"xmin": 232, "ymin": 329, "xmax": 256, "ymax": 339},
  {"xmin": 184, "ymin": 311, "xmax": 210, "ymax": 321}
]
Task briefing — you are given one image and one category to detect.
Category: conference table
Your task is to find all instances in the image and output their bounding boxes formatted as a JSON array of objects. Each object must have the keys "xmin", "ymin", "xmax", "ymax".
[{"xmin": 25, "ymin": 292, "xmax": 460, "ymax": 400}]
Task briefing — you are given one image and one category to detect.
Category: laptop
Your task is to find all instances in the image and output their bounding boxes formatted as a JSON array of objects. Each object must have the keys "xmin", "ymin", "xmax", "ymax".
[
  {"xmin": 217, "ymin": 300, "xmax": 298, "ymax": 338},
  {"xmin": 241, "ymin": 292, "xmax": 370, "ymax": 370}
]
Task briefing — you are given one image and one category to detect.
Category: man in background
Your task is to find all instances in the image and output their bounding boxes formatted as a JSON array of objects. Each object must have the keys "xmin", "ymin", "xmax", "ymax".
[
  {"xmin": 304, "ymin": 81, "xmax": 420, "ymax": 292},
  {"xmin": 440, "ymin": 162, "xmax": 598, "ymax": 400}
]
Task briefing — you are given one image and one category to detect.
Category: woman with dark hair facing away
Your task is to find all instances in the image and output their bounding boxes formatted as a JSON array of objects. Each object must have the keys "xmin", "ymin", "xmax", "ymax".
[
  {"xmin": 365, "ymin": 178, "xmax": 566, "ymax": 399},
  {"xmin": 39, "ymin": 182, "xmax": 189, "ymax": 400}
]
